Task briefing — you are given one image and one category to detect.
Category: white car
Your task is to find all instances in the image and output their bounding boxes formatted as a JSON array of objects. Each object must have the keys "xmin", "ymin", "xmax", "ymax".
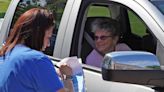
[
  {"xmin": 0, "ymin": 18, "xmax": 4, "ymax": 31},
  {"xmin": 0, "ymin": 0, "xmax": 164, "ymax": 92}
]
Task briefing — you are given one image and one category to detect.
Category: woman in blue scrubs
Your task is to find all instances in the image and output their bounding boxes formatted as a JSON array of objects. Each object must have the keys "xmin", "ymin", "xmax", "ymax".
[{"xmin": 0, "ymin": 8, "xmax": 73, "ymax": 92}]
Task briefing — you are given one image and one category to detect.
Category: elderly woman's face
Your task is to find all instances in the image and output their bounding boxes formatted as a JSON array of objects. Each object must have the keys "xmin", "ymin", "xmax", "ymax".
[
  {"xmin": 94, "ymin": 29, "xmax": 118, "ymax": 55},
  {"xmin": 41, "ymin": 26, "xmax": 53, "ymax": 51}
]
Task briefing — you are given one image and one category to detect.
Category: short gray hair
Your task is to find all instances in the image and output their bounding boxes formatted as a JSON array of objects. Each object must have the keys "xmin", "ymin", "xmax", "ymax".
[{"xmin": 91, "ymin": 18, "xmax": 120, "ymax": 36}]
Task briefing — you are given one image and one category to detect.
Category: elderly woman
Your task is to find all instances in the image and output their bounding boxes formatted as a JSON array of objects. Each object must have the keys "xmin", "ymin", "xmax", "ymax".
[{"xmin": 86, "ymin": 18, "xmax": 131, "ymax": 68}]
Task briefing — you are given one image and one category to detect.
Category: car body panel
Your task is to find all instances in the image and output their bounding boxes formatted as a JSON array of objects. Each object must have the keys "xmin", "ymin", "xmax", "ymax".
[
  {"xmin": 54, "ymin": 0, "xmax": 82, "ymax": 58},
  {"xmin": 0, "ymin": 18, "xmax": 4, "ymax": 31},
  {"xmin": 53, "ymin": 0, "xmax": 76, "ymax": 58},
  {"xmin": 0, "ymin": 0, "xmax": 20, "ymax": 46},
  {"xmin": 84, "ymin": 68, "xmax": 154, "ymax": 92}
]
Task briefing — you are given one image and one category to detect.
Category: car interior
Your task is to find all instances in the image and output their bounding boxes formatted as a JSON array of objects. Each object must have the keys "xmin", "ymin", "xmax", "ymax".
[{"xmin": 80, "ymin": 3, "xmax": 157, "ymax": 64}]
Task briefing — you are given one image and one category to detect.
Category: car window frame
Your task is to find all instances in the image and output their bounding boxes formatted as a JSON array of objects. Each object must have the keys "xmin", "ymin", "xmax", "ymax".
[{"xmin": 73, "ymin": 0, "xmax": 160, "ymax": 68}]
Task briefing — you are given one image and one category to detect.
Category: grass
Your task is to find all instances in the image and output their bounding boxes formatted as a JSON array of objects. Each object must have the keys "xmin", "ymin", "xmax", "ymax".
[
  {"xmin": 0, "ymin": 0, "xmax": 11, "ymax": 17},
  {"xmin": 87, "ymin": 6, "xmax": 110, "ymax": 17},
  {"xmin": 128, "ymin": 11, "xmax": 146, "ymax": 37}
]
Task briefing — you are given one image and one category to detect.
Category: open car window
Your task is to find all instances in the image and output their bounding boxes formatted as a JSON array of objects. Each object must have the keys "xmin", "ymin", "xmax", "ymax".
[{"xmin": 79, "ymin": 1, "xmax": 158, "ymax": 68}]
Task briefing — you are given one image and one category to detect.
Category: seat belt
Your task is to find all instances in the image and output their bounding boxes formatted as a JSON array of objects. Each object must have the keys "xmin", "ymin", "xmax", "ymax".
[{"xmin": 84, "ymin": 32, "xmax": 96, "ymax": 49}]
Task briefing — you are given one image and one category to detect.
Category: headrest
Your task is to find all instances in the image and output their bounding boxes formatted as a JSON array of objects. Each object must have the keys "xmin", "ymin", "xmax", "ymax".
[{"xmin": 84, "ymin": 17, "xmax": 119, "ymax": 33}]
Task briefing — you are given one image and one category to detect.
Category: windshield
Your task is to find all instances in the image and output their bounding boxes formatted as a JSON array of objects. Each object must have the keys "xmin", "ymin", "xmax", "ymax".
[{"xmin": 150, "ymin": 0, "xmax": 164, "ymax": 15}]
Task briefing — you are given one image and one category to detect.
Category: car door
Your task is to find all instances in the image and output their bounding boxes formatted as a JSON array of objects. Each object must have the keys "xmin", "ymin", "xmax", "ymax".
[{"xmin": 70, "ymin": 0, "xmax": 164, "ymax": 91}]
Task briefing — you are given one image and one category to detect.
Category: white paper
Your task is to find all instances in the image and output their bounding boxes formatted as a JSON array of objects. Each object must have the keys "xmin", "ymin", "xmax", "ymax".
[{"xmin": 57, "ymin": 57, "xmax": 83, "ymax": 75}]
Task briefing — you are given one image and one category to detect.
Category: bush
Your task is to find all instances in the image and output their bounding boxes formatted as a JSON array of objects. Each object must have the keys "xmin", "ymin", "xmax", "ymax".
[{"xmin": 0, "ymin": 12, "xmax": 5, "ymax": 18}]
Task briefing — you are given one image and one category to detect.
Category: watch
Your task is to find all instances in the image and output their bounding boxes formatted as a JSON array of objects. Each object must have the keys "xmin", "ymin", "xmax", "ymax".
[{"xmin": 65, "ymin": 75, "xmax": 73, "ymax": 80}]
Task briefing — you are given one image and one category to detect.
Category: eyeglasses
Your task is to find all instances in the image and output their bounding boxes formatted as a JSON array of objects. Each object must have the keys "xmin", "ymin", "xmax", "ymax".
[{"xmin": 94, "ymin": 35, "xmax": 113, "ymax": 41}]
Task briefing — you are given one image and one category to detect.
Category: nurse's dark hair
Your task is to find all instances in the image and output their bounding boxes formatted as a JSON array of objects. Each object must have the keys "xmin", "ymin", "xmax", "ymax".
[{"xmin": 0, "ymin": 8, "xmax": 54, "ymax": 56}]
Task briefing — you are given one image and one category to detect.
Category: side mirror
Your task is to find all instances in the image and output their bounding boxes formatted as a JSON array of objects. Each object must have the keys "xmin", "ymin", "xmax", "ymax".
[{"xmin": 102, "ymin": 51, "xmax": 164, "ymax": 87}]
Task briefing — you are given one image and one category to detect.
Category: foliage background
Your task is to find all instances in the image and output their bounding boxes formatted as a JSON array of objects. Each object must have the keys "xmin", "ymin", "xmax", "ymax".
[{"xmin": 0, "ymin": 0, "xmax": 11, "ymax": 18}]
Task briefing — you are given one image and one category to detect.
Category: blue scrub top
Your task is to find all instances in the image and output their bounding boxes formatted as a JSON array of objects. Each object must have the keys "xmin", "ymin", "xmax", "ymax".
[{"xmin": 0, "ymin": 44, "xmax": 63, "ymax": 92}]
